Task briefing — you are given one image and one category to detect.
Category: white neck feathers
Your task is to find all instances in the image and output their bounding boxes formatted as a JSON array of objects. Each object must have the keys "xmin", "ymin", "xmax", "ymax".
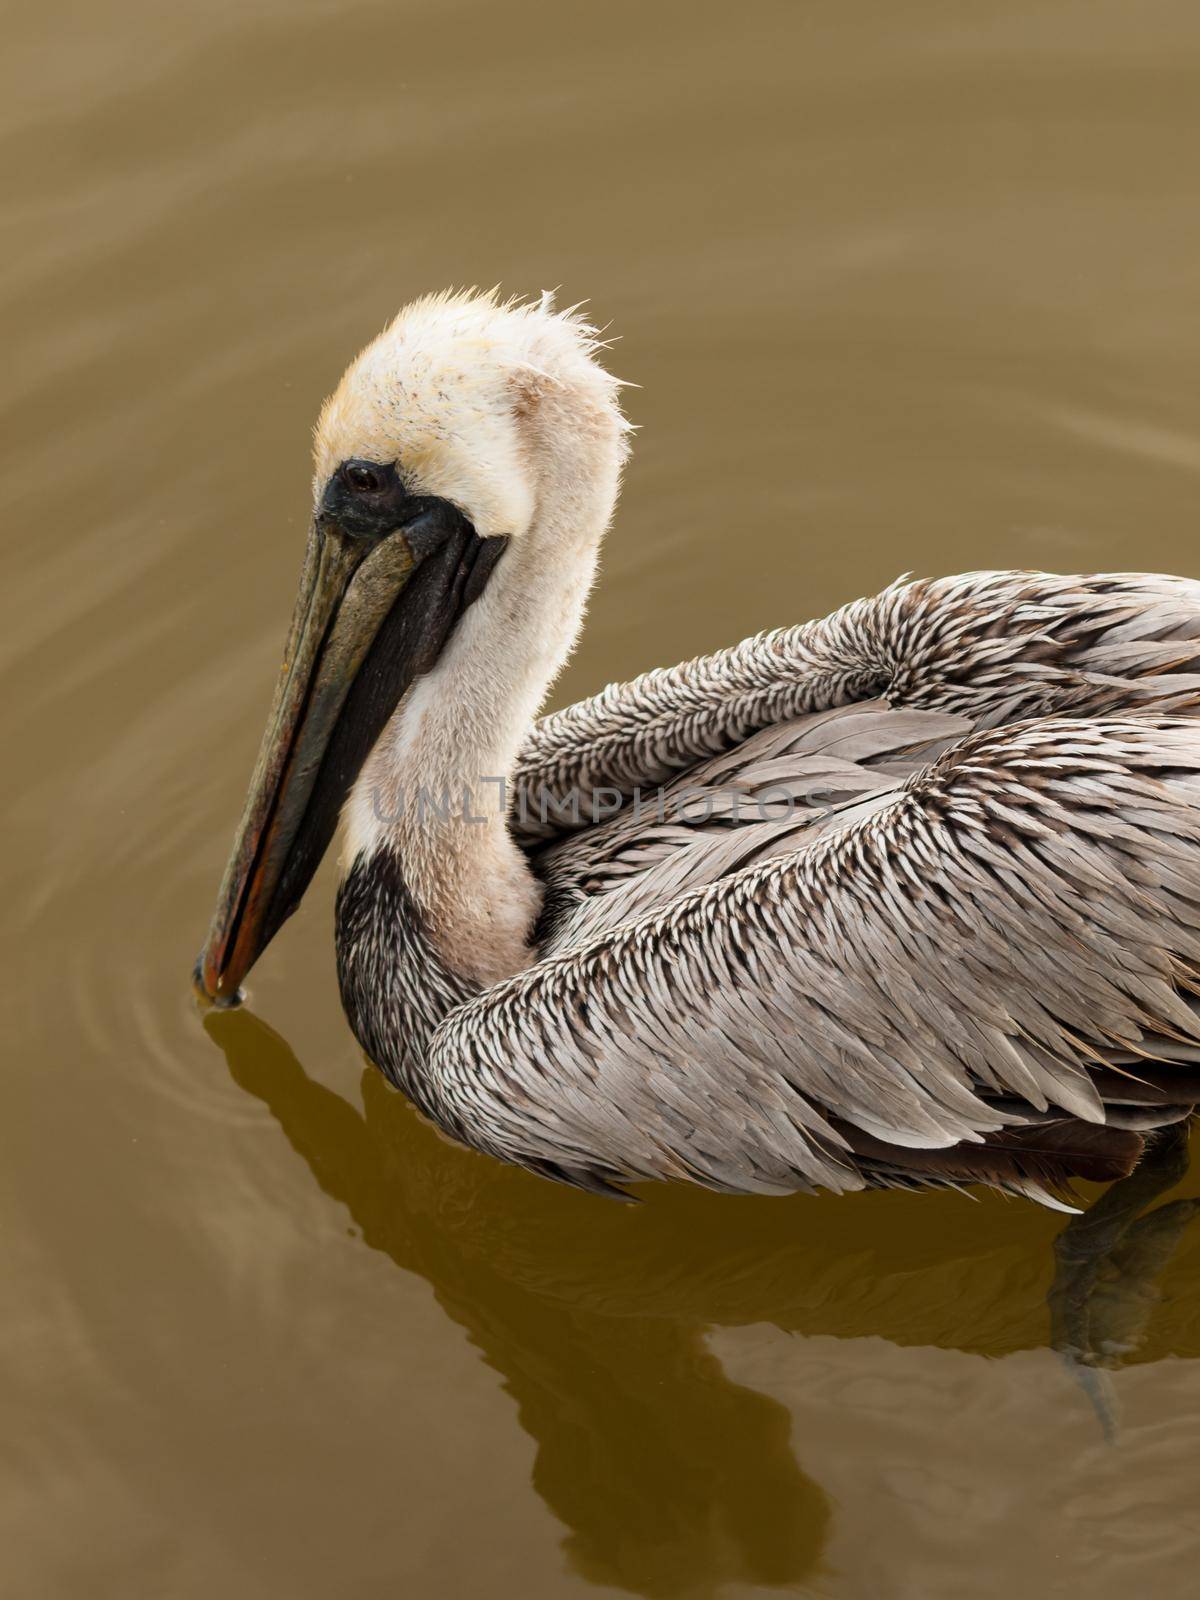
[{"xmin": 341, "ymin": 357, "xmax": 626, "ymax": 985}]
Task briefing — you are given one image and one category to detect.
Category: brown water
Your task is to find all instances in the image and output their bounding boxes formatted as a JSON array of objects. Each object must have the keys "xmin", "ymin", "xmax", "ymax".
[{"xmin": 6, "ymin": 1, "xmax": 1200, "ymax": 1594}]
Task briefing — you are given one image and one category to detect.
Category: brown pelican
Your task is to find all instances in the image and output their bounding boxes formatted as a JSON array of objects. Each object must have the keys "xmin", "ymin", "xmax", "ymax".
[{"xmin": 197, "ymin": 288, "xmax": 1200, "ymax": 1206}]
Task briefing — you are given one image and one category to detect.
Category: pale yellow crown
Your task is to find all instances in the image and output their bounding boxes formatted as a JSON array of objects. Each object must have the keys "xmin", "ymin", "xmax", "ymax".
[{"xmin": 312, "ymin": 288, "xmax": 629, "ymax": 538}]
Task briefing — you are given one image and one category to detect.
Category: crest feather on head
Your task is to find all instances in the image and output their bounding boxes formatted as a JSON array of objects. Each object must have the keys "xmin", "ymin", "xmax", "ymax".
[{"xmin": 312, "ymin": 288, "xmax": 629, "ymax": 537}]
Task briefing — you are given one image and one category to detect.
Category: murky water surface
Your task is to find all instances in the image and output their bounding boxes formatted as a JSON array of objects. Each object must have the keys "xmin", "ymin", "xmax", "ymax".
[{"xmin": 6, "ymin": 2, "xmax": 1200, "ymax": 1594}]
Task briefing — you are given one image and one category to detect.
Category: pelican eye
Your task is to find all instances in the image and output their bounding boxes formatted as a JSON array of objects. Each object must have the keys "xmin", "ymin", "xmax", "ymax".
[{"xmin": 343, "ymin": 461, "xmax": 384, "ymax": 495}]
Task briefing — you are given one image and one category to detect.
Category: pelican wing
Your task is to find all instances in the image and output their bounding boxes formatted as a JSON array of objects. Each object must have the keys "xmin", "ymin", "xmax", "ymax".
[
  {"xmin": 514, "ymin": 570, "xmax": 1200, "ymax": 843},
  {"xmin": 431, "ymin": 714, "xmax": 1200, "ymax": 1201},
  {"xmin": 533, "ymin": 700, "xmax": 972, "ymax": 949}
]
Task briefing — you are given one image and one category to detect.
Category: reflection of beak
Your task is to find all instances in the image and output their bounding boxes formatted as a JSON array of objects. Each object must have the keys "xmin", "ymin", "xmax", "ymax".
[{"xmin": 195, "ymin": 502, "xmax": 503, "ymax": 1005}]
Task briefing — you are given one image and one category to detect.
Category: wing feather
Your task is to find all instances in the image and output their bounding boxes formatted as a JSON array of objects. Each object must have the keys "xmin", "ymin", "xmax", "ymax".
[
  {"xmin": 429, "ymin": 715, "xmax": 1200, "ymax": 1198},
  {"xmin": 514, "ymin": 570, "xmax": 1200, "ymax": 844}
]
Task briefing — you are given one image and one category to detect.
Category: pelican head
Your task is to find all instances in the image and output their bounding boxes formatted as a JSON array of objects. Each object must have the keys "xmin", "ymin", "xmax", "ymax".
[{"xmin": 196, "ymin": 289, "xmax": 628, "ymax": 1004}]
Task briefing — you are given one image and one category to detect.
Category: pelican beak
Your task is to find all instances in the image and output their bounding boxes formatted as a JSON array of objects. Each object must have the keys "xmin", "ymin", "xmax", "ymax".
[{"xmin": 195, "ymin": 477, "xmax": 503, "ymax": 1005}]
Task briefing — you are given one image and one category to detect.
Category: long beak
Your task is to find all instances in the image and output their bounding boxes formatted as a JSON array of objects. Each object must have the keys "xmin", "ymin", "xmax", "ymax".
[{"xmin": 195, "ymin": 504, "xmax": 502, "ymax": 1005}]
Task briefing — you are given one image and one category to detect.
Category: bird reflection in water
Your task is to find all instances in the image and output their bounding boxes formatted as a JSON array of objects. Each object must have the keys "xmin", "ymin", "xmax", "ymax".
[
  {"xmin": 206, "ymin": 1008, "xmax": 1200, "ymax": 1597},
  {"xmin": 1050, "ymin": 1120, "xmax": 1200, "ymax": 1441}
]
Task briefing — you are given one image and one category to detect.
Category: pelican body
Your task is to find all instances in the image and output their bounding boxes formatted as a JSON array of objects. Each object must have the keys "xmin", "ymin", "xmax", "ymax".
[{"xmin": 198, "ymin": 291, "xmax": 1200, "ymax": 1205}]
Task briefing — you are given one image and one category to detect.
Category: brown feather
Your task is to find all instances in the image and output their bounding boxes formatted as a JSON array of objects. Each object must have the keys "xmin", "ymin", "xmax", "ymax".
[{"xmin": 836, "ymin": 1118, "xmax": 1146, "ymax": 1192}]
